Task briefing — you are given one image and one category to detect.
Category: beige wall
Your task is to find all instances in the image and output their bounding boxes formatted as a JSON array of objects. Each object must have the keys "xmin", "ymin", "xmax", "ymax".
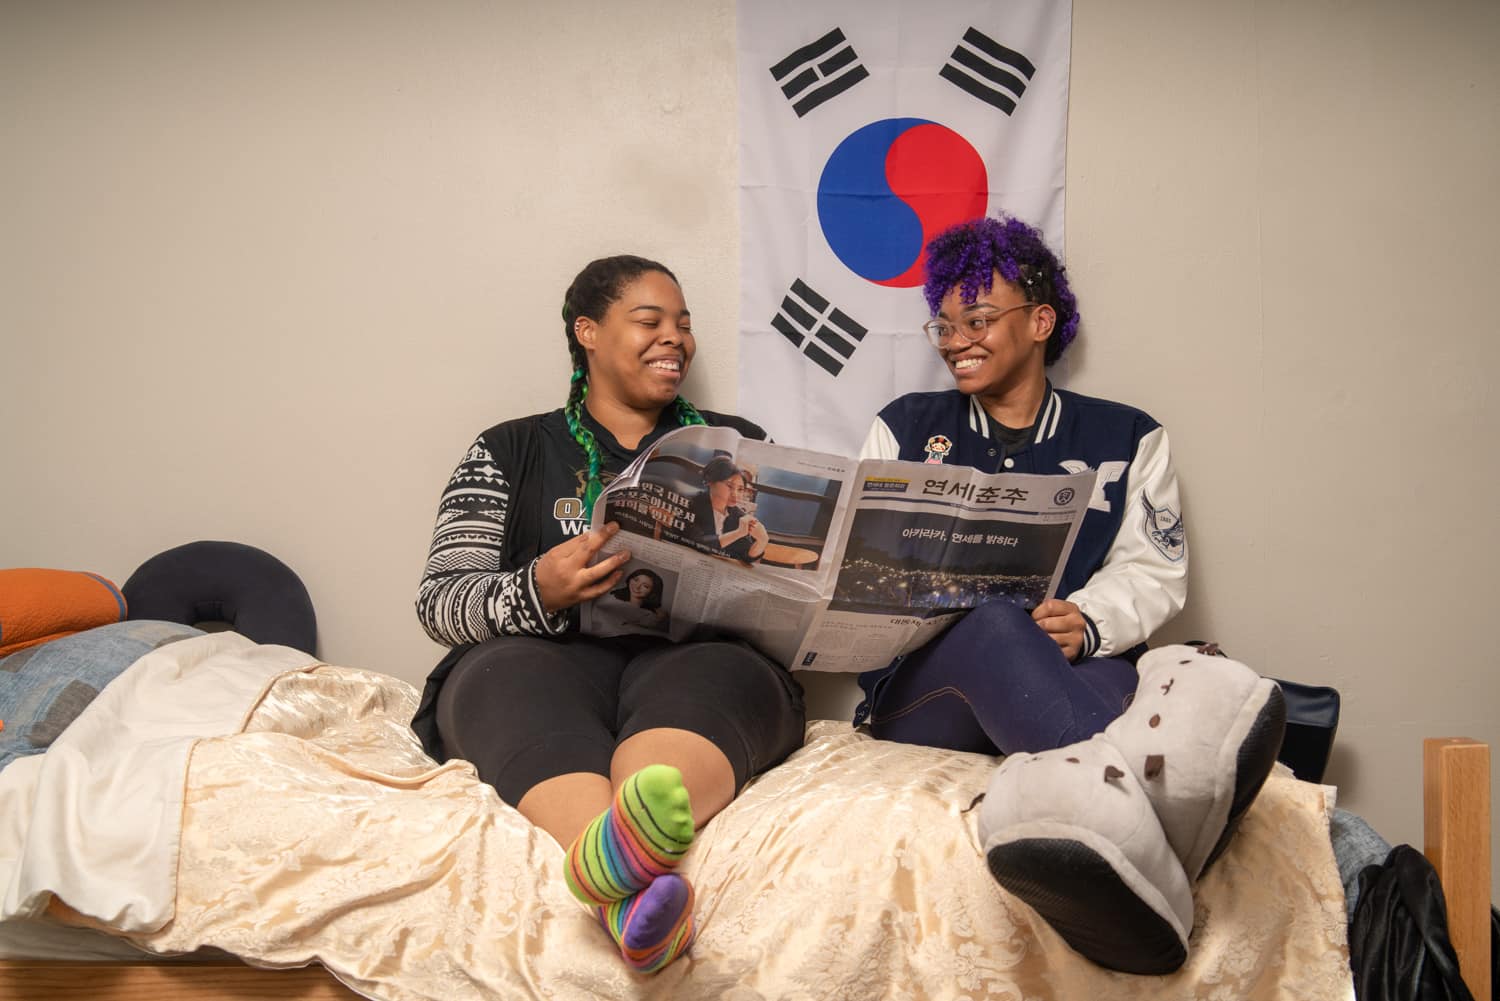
[{"xmin": 4, "ymin": 1, "xmax": 1497, "ymax": 894}]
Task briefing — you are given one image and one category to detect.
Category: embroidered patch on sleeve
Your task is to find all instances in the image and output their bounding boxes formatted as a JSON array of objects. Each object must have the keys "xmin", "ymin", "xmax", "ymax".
[{"xmin": 1140, "ymin": 492, "xmax": 1185, "ymax": 562}]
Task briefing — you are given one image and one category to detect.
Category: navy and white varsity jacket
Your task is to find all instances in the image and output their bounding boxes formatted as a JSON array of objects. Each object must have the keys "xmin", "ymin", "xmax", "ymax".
[{"xmin": 861, "ymin": 384, "xmax": 1187, "ymax": 660}]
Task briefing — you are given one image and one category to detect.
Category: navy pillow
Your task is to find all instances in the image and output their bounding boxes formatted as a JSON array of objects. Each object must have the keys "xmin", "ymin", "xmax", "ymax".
[{"xmin": 123, "ymin": 541, "xmax": 317, "ymax": 655}]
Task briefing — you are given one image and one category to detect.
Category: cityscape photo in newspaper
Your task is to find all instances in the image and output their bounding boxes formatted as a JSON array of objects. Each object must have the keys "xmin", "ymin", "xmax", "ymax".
[
  {"xmin": 830, "ymin": 508, "xmax": 1069, "ymax": 614},
  {"xmin": 580, "ymin": 426, "xmax": 1096, "ymax": 673}
]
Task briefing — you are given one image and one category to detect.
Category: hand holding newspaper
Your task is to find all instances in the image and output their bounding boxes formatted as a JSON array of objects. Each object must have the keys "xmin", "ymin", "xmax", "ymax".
[{"xmin": 580, "ymin": 426, "xmax": 1096, "ymax": 673}]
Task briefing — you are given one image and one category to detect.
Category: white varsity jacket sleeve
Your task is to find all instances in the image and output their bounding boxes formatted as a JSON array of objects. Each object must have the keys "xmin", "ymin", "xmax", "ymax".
[
  {"xmin": 859, "ymin": 418, "xmax": 900, "ymax": 460},
  {"xmin": 1068, "ymin": 425, "xmax": 1188, "ymax": 658}
]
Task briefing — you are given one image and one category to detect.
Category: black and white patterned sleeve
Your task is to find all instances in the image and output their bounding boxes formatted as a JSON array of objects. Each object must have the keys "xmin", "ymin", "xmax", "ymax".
[{"xmin": 415, "ymin": 437, "xmax": 568, "ymax": 645}]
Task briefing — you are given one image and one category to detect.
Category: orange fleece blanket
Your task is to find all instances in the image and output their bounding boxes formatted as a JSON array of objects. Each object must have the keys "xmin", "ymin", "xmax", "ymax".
[{"xmin": 0, "ymin": 569, "xmax": 127, "ymax": 657}]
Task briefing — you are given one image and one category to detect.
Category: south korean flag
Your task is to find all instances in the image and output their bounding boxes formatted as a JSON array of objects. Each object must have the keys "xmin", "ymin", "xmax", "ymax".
[{"xmin": 738, "ymin": 0, "xmax": 1072, "ymax": 454}]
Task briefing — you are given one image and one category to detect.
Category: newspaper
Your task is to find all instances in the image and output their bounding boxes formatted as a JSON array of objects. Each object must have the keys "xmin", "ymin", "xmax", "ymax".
[{"xmin": 579, "ymin": 426, "xmax": 1096, "ymax": 673}]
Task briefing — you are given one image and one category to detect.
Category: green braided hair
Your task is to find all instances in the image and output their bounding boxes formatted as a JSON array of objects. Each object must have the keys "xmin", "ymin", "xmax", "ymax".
[{"xmin": 561, "ymin": 255, "xmax": 707, "ymax": 520}]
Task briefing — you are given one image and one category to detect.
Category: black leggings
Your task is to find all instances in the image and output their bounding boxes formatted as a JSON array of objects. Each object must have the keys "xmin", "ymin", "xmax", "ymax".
[{"xmin": 433, "ymin": 633, "xmax": 806, "ymax": 806}]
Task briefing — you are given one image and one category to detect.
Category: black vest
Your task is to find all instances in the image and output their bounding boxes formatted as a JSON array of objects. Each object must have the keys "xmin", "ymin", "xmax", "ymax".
[{"xmin": 409, "ymin": 406, "xmax": 764, "ymax": 760}]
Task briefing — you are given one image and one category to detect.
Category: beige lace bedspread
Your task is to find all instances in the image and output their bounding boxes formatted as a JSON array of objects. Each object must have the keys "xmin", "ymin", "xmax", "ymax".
[{"xmin": 126, "ymin": 665, "xmax": 1352, "ymax": 1000}]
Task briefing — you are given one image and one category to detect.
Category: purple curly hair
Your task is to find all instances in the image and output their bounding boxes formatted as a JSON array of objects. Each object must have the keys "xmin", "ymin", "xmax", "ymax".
[{"xmin": 922, "ymin": 215, "xmax": 1080, "ymax": 365}]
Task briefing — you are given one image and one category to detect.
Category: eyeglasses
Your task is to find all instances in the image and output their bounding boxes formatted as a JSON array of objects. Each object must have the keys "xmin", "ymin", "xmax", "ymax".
[{"xmin": 922, "ymin": 303, "xmax": 1039, "ymax": 349}]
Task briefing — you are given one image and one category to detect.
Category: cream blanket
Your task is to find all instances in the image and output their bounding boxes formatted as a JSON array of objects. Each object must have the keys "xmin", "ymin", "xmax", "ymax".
[
  {"xmin": 0, "ymin": 632, "xmax": 317, "ymax": 930},
  {"xmin": 14, "ymin": 647, "xmax": 1355, "ymax": 999}
]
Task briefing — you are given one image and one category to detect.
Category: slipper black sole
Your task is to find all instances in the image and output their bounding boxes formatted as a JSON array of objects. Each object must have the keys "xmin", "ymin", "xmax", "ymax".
[
  {"xmin": 1203, "ymin": 684, "xmax": 1288, "ymax": 874},
  {"xmin": 986, "ymin": 836, "xmax": 1187, "ymax": 975}
]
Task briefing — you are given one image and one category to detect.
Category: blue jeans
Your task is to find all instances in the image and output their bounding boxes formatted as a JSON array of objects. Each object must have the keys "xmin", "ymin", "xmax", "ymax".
[{"xmin": 864, "ymin": 602, "xmax": 1138, "ymax": 755}]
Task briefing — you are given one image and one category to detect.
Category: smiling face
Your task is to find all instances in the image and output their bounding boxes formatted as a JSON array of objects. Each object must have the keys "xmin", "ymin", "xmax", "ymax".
[
  {"xmin": 576, "ymin": 270, "xmax": 695, "ymax": 414},
  {"xmin": 935, "ymin": 272, "xmax": 1055, "ymax": 401}
]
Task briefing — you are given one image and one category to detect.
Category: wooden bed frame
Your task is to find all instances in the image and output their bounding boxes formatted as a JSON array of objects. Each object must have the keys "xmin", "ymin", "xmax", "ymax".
[{"xmin": 1, "ymin": 737, "xmax": 1490, "ymax": 1001}]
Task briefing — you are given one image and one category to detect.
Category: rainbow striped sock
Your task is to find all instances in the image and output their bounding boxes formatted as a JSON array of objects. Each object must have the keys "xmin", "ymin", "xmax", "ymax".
[
  {"xmin": 599, "ymin": 873, "xmax": 697, "ymax": 974},
  {"xmin": 565, "ymin": 764, "xmax": 695, "ymax": 906}
]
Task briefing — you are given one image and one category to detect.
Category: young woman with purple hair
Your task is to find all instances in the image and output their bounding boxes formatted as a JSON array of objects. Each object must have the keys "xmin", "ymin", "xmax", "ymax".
[
  {"xmin": 859, "ymin": 221, "xmax": 1295, "ymax": 974},
  {"xmin": 856, "ymin": 214, "xmax": 1188, "ymax": 755}
]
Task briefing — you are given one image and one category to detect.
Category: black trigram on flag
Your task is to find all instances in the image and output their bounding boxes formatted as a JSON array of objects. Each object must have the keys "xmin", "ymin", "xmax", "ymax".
[
  {"xmin": 769, "ymin": 28, "xmax": 870, "ymax": 118},
  {"xmin": 770, "ymin": 279, "xmax": 868, "ymax": 377},
  {"xmin": 939, "ymin": 27, "xmax": 1035, "ymax": 114}
]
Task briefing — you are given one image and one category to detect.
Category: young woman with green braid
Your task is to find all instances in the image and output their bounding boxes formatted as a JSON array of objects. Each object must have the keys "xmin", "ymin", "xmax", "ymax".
[{"xmin": 410, "ymin": 255, "xmax": 806, "ymax": 974}]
